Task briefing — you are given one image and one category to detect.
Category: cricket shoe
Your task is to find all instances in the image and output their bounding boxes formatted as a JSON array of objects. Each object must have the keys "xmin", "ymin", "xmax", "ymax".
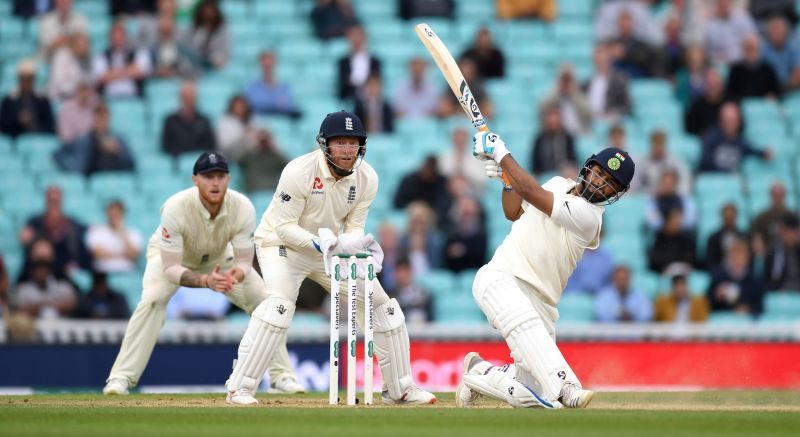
[
  {"xmin": 269, "ymin": 376, "xmax": 306, "ymax": 394},
  {"xmin": 226, "ymin": 388, "xmax": 258, "ymax": 405},
  {"xmin": 559, "ymin": 383, "xmax": 594, "ymax": 408},
  {"xmin": 455, "ymin": 352, "xmax": 485, "ymax": 408},
  {"xmin": 382, "ymin": 384, "xmax": 437, "ymax": 405},
  {"xmin": 103, "ymin": 378, "xmax": 129, "ymax": 395}
]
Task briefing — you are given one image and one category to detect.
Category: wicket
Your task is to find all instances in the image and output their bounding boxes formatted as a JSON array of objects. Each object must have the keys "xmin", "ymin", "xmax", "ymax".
[{"xmin": 329, "ymin": 253, "xmax": 375, "ymax": 406}]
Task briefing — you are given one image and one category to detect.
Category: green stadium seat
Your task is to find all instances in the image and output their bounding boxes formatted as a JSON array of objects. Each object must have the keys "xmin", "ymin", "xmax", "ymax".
[
  {"xmin": 434, "ymin": 293, "xmax": 485, "ymax": 324},
  {"xmin": 37, "ymin": 172, "xmax": 86, "ymax": 194},
  {"xmin": 558, "ymin": 293, "xmax": 595, "ymax": 322},
  {"xmin": 0, "ymin": 137, "xmax": 12, "ymax": 155},
  {"xmin": 688, "ymin": 270, "xmax": 711, "ymax": 296},
  {"xmin": 708, "ymin": 311, "xmax": 755, "ymax": 325},
  {"xmin": 763, "ymin": 292, "xmax": 800, "ymax": 318},
  {"xmin": 88, "ymin": 173, "xmax": 139, "ymax": 202},
  {"xmin": 108, "ymin": 273, "xmax": 143, "ymax": 303},
  {"xmin": 416, "ymin": 269, "xmax": 456, "ymax": 297},
  {"xmin": 632, "ymin": 270, "xmax": 662, "ymax": 298},
  {"xmin": 16, "ymin": 134, "xmax": 59, "ymax": 159}
]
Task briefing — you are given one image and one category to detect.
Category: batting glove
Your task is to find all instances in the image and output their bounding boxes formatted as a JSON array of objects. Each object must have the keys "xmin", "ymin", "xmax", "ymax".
[
  {"xmin": 485, "ymin": 159, "xmax": 513, "ymax": 191},
  {"xmin": 473, "ymin": 131, "xmax": 511, "ymax": 163}
]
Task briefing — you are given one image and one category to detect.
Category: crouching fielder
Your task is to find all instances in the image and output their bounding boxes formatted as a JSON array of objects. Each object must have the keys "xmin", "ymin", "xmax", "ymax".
[
  {"xmin": 225, "ymin": 111, "xmax": 436, "ymax": 405},
  {"xmin": 456, "ymin": 132, "xmax": 635, "ymax": 409},
  {"xmin": 103, "ymin": 152, "xmax": 302, "ymax": 395}
]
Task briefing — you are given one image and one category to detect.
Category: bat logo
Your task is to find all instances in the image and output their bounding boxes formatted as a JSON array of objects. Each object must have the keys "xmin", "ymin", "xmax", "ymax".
[
  {"xmin": 423, "ymin": 26, "xmax": 434, "ymax": 38},
  {"xmin": 458, "ymin": 80, "xmax": 485, "ymax": 128}
]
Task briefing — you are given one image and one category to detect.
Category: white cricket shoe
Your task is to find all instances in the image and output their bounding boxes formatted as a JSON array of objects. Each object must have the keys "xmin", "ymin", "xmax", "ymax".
[
  {"xmin": 382, "ymin": 384, "xmax": 437, "ymax": 405},
  {"xmin": 226, "ymin": 389, "xmax": 258, "ymax": 405},
  {"xmin": 269, "ymin": 376, "xmax": 306, "ymax": 394},
  {"xmin": 455, "ymin": 352, "xmax": 484, "ymax": 408},
  {"xmin": 559, "ymin": 383, "xmax": 594, "ymax": 408},
  {"xmin": 103, "ymin": 378, "xmax": 129, "ymax": 395}
]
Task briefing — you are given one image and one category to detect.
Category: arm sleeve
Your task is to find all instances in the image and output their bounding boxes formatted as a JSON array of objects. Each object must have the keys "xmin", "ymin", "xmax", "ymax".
[
  {"xmin": 549, "ymin": 193, "xmax": 601, "ymax": 247},
  {"xmin": 268, "ymin": 166, "xmax": 317, "ymax": 251},
  {"xmin": 343, "ymin": 172, "xmax": 378, "ymax": 235},
  {"xmin": 231, "ymin": 199, "xmax": 256, "ymax": 274},
  {"xmin": 159, "ymin": 204, "xmax": 187, "ymax": 283}
]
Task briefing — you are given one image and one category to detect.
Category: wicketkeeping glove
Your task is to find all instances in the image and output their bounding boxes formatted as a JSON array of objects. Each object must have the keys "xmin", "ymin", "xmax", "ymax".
[
  {"xmin": 473, "ymin": 131, "xmax": 511, "ymax": 163},
  {"xmin": 316, "ymin": 228, "xmax": 342, "ymax": 276},
  {"xmin": 337, "ymin": 233, "xmax": 384, "ymax": 279}
]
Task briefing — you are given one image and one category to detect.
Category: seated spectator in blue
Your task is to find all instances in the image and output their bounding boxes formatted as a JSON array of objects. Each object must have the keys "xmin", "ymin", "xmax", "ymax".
[
  {"xmin": 764, "ymin": 215, "xmax": 800, "ymax": 292},
  {"xmin": 443, "ymin": 196, "xmax": 487, "ymax": 273},
  {"xmin": 565, "ymin": 241, "xmax": 615, "ymax": 294},
  {"xmin": 684, "ymin": 68, "xmax": 729, "ymax": 137},
  {"xmin": 595, "ymin": 265, "xmax": 653, "ymax": 322},
  {"xmin": 0, "ymin": 59, "xmax": 55, "ymax": 138},
  {"xmin": 86, "ymin": 200, "xmax": 143, "ymax": 274},
  {"xmin": 724, "ymin": 34, "xmax": 781, "ymax": 100},
  {"xmin": 311, "ymin": 0, "xmax": 359, "ymax": 41},
  {"xmin": 19, "ymin": 187, "xmax": 92, "ymax": 277},
  {"xmin": 606, "ymin": 10, "xmax": 665, "ymax": 78},
  {"xmin": 761, "ymin": 16, "xmax": 800, "ymax": 93},
  {"xmin": 244, "ymin": 52, "xmax": 300, "ymax": 117},
  {"xmin": 166, "ymin": 286, "xmax": 230, "ymax": 320},
  {"xmin": 530, "ymin": 104, "xmax": 576, "ymax": 177},
  {"xmin": 398, "ymin": 201, "xmax": 443, "ymax": 276},
  {"xmin": 705, "ymin": 203, "xmax": 748, "ymax": 270},
  {"xmin": 353, "ymin": 74, "xmax": 394, "ymax": 133},
  {"xmin": 674, "ymin": 45, "xmax": 708, "ymax": 109},
  {"xmin": 55, "ymin": 104, "xmax": 136, "ymax": 175},
  {"xmin": 632, "ymin": 130, "xmax": 692, "ymax": 195},
  {"xmin": 460, "ymin": 27, "xmax": 505, "ymax": 79},
  {"xmin": 648, "ymin": 208, "xmax": 696, "ymax": 274},
  {"xmin": 393, "ymin": 57, "xmax": 440, "ymax": 118},
  {"xmin": 161, "ymin": 81, "xmax": 216, "ymax": 156},
  {"xmin": 653, "ymin": 274, "xmax": 709, "ymax": 323},
  {"xmin": 388, "ymin": 257, "xmax": 432, "ymax": 324},
  {"xmin": 92, "ymin": 22, "xmax": 152, "ymax": 99},
  {"xmin": 707, "ymin": 239, "xmax": 764, "ymax": 316},
  {"xmin": 699, "ymin": 102, "xmax": 771, "ymax": 173},
  {"xmin": 178, "ymin": 0, "xmax": 230, "ymax": 71},
  {"xmin": 75, "ymin": 271, "xmax": 130, "ymax": 319},
  {"xmin": 15, "ymin": 245, "xmax": 78, "ymax": 319},
  {"xmin": 704, "ymin": 0, "xmax": 757, "ymax": 64},
  {"xmin": 645, "ymin": 169, "xmax": 696, "ymax": 232}
]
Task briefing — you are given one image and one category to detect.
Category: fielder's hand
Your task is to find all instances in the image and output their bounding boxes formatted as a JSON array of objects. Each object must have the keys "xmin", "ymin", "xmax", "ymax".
[
  {"xmin": 473, "ymin": 131, "xmax": 510, "ymax": 163},
  {"xmin": 207, "ymin": 265, "xmax": 234, "ymax": 293}
]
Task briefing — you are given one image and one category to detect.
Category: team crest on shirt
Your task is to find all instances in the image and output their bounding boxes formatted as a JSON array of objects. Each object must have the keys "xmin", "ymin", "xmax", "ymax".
[
  {"xmin": 347, "ymin": 185, "xmax": 356, "ymax": 203},
  {"xmin": 161, "ymin": 227, "xmax": 170, "ymax": 240}
]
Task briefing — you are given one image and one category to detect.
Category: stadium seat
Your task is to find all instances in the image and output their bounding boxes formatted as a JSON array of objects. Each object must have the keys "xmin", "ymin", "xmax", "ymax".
[
  {"xmin": 88, "ymin": 173, "xmax": 139, "ymax": 202},
  {"xmin": 708, "ymin": 311, "xmax": 755, "ymax": 325},
  {"xmin": 763, "ymin": 292, "xmax": 800, "ymax": 318},
  {"xmin": 558, "ymin": 293, "xmax": 595, "ymax": 323}
]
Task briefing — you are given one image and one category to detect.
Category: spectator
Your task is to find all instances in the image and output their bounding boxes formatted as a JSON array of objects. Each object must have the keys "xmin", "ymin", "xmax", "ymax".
[
  {"xmin": 595, "ymin": 265, "xmax": 653, "ymax": 322},
  {"xmin": 684, "ymin": 67, "xmax": 729, "ymax": 137},
  {"xmin": 398, "ymin": 201, "xmax": 444, "ymax": 276},
  {"xmin": 565, "ymin": 242, "xmax": 616, "ymax": 294},
  {"xmin": 724, "ymin": 34, "xmax": 781, "ymax": 100},
  {"xmin": 0, "ymin": 255, "xmax": 9, "ymax": 315},
  {"xmin": 764, "ymin": 215, "xmax": 800, "ymax": 291},
  {"xmin": 460, "ymin": 27, "xmax": 506, "ymax": 79},
  {"xmin": 56, "ymin": 79, "xmax": 98, "ymax": 143},
  {"xmin": 19, "ymin": 187, "xmax": 92, "ymax": 276},
  {"xmin": 706, "ymin": 203, "xmax": 748, "ymax": 270},
  {"xmin": 393, "ymin": 57, "xmax": 439, "ymax": 118},
  {"xmin": 393, "ymin": 155, "xmax": 449, "ymax": 211},
  {"xmin": 748, "ymin": 0, "xmax": 798, "ymax": 28},
  {"xmin": 38, "ymin": 0, "xmax": 88, "ymax": 58},
  {"xmin": 353, "ymin": 74, "xmax": 395, "ymax": 133},
  {"xmin": 86, "ymin": 200, "xmax": 142, "ymax": 274},
  {"xmin": 443, "ymin": 196, "xmax": 487, "ymax": 273},
  {"xmin": 648, "ymin": 208, "xmax": 696, "ymax": 274},
  {"xmin": 388, "ymin": 257, "xmax": 432, "ymax": 323},
  {"xmin": 238, "ymin": 131, "xmax": 289, "ymax": 192},
  {"xmin": 161, "ymin": 81, "xmax": 216, "ymax": 156},
  {"xmin": 244, "ymin": 51, "xmax": 300, "ymax": 117},
  {"xmin": 337, "ymin": 25, "xmax": 382, "ymax": 100},
  {"xmin": 377, "ymin": 222, "xmax": 400, "ymax": 291},
  {"xmin": 530, "ymin": 104, "xmax": 576, "ymax": 176},
  {"xmin": 653, "ymin": 274, "xmax": 710, "ymax": 322},
  {"xmin": 438, "ymin": 174, "xmax": 484, "ymax": 229},
  {"xmin": 179, "ymin": 0, "xmax": 230, "ymax": 71},
  {"xmin": 594, "ymin": 0, "xmax": 662, "ymax": 46},
  {"xmin": 438, "ymin": 57, "xmax": 494, "ymax": 120},
  {"xmin": 583, "ymin": 44, "xmax": 632, "ymax": 120},
  {"xmin": 607, "ymin": 123, "xmax": 627, "ymax": 150},
  {"xmin": 0, "ymin": 59, "xmax": 56, "ymax": 139},
  {"xmin": 632, "ymin": 130, "xmax": 692, "ymax": 195},
  {"xmin": 761, "ymin": 16, "xmax": 800, "ymax": 93},
  {"xmin": 48, "ymin": 32, "xmax": 93, "ymax": 101},
  {"xmin": 662, "ymin": 14, "xmax": 685, "ymax": 76},
  {"xmin": 645, "ymin": 168, "xmax": 696, "ymax": 232},
  {"xmin": 15, "ymin": 247, "xmax": 78, "ymax": 319},
  {"xmin": 674, "ymin": 45, "xmax": 709, "ymax": 108},
  {"xmin": 93, "ymin": 22, "xmax": 152, "ymax": 99},
  {"xmin": 55, "ymin": 104, "xmax": 136, "ymax": 175},
  {"xmin": 704, "ymin": 0, "xmax": 757, "ymax": 64},
  {"xmin": 75, "ymin": 271, "xmax": 131, "ymax": 319},
  {"xmin": 539, "ymin": 64, "xmax": 592, "ymax": 136},
  {"xmin": 699, "ymin": 102, "xmax": 771, "ymax": 173},
  {"xmin": 148, "ymin": 12, "xmax": 189, "ymax": 78},
  {"xmin": 109, "ymin": 0, "xmax": 157, "ymax": 17},
  {"xmin": 607, "ymin": 9, "xmax": 666, "ymax": 78},
  {"xmin": 707, "ymin": 238, "xmax": 764, "ymax": 316},
  {"xmin": 496, "ymin": 0, "xmax": 556, "ymax": 21},
  {"xmin": 437, "ymin": 127, "xmax": 487, "ymax": 192},
  {"xmin": 399, "ymin": 0, "xmax": 454, "ymax": 20},
  {"xmin": 137, "ymin": 0, "xmax": 178, "ymax": 50},
  {"xmin": 166, "ymin": 287, "xmax": 231, "ymax": 320},
  {"xmin": 14, "ymin": 0, "xmax": 52, "ymax": 20},
  {"xmin": 217, "ymin": 94, "xmax": 260, "ymax": 161},
  {"xmin": 751, "ymin": 182, "xmax": 797, "ymax": 249},
  {"xmin": 311, "ymin": 0, "xmax": 359, "ymax": 41}
]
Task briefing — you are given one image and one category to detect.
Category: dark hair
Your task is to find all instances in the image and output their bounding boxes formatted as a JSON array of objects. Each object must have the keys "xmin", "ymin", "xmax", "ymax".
[
  {"xmin": 193, "ymin": 0, "xmax": 224, "ymax": 32},
  {"xmin": 671, "ymin": 274, "xmax": 687, "ymax": 286},
  {"xmin": 107, "ymin": 199, "xmax": 125, "ymax": 212},
  {"xmin": 226, "ymin": 94, "xmax": 251, "ymax": 122}
]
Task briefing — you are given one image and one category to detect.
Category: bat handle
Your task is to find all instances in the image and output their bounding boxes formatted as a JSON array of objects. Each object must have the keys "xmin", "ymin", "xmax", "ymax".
[{"xmin": 477, "ymin": 125, "xmax": 512, "ymax": 186}]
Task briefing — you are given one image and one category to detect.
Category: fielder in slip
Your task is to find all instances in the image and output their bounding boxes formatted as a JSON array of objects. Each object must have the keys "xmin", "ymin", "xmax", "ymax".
[
  {"xmin": 224, "ymin": 111, "xmax": 436, "ymax": 406},
  {"xmin": 456, "ymin": 132, "xmax": 635, "ymax": 409},
  {"xmin": 103, "ymin": 152, "xmax": 303, "ymax": 396}
]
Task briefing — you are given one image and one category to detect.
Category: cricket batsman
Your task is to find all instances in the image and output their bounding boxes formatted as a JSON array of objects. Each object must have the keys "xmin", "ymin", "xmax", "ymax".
[
  {"xmin": 455, "ymin": 131, "xmax": 635, "ymax": 409},
  {"xmin": 103, "ymin": 152, "xmax": 304, "ymax": 395},
  {"xmin": 224, "ymin": 111, "xmax": 436, "ymax": 405}
]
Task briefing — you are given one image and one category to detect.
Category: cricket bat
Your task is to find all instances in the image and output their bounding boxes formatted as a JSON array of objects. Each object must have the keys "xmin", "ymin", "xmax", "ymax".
[{"xmin": 414, "ymin": 23, "xmax": 511, "ymax": 185}]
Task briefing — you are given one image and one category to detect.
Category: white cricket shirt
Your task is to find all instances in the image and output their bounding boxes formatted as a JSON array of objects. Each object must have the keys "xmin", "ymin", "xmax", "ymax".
[
  {"xmin": 255, "ymin": 149, "xmax": 378, "ymax": 250},
  {"xmin": 154, "ymin": 187, "xmax": 256, "ymax": 269},
  {"xmin": 488, "ymin": 177, "xmax": 604, "ymax": 306}
]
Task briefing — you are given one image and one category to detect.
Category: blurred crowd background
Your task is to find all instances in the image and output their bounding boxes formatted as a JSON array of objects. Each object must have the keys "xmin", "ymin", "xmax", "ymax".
[{"xmin": 1, "ymin": 0, "xmax": 800, "ymax": 339}]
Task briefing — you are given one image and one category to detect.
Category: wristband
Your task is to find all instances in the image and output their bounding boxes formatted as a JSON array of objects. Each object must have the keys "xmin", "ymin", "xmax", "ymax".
[{"xmin": 503, "ymin": 184, "xmax": 513, "ymax": 192}]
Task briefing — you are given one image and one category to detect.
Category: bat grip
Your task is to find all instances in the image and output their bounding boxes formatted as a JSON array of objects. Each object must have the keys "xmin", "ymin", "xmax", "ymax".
[{"xmin": 477, "ymin": 125, "xmax": 512, "ymax": 186}]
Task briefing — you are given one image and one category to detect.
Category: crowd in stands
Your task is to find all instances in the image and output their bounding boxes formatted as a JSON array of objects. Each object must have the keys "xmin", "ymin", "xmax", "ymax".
[{"xmin": 1, "ymin": 0, "xmax": 800, "ymax": 334}]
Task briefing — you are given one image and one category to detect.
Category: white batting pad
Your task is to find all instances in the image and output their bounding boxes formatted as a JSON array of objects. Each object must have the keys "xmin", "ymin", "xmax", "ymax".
[{"xmin": 371, "ymin": 298, "xmax": 413, "ymax": 399}]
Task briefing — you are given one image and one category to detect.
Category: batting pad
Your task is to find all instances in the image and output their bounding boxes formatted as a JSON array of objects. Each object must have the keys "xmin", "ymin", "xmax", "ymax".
[
  {"xmin": 372, "ymin": 298, "xmax": 413, "ymax": 399},
  {"xmin": 474, "ymin": 273, "xmax": 580, "ymax": 401},
  {"xmin": 227, "ymin": 296, "xmax": 296, "ymax": 392},
  {"xmin": 463, "ymin": 364, "xmax": 560, "ymax": 409}
]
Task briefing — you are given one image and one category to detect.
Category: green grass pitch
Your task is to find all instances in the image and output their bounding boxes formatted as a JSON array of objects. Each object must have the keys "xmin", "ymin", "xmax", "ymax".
[{"xmin": 1, "ymin": 391, "xmax": 798, "ymax": 436}]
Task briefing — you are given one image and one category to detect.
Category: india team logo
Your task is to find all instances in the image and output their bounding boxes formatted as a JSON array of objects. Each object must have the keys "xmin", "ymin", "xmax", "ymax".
[{"xmin": 607, "ymin": 157, "xmax": 621, "ymax": 170}]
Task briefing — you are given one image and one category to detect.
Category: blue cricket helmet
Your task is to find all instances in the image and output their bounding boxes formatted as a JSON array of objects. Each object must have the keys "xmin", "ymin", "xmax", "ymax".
[
  {"xmin": 316, "ymin": 110, "xmax": 368, "ymax": 177},
  {"xmin": 578, "ymin": 147, "xmax": 635, "ymax": 205}
]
